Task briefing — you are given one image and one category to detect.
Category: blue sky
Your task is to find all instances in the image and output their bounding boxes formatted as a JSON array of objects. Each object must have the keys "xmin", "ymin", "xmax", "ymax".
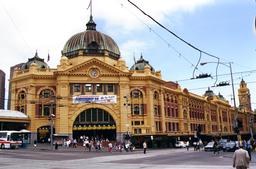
[{"xmin": 0, "ymin": 0, "xmax": 255, "ymax": 109}]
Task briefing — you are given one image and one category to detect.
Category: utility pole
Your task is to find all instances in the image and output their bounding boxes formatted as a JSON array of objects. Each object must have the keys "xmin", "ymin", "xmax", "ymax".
[{"xmin": 48, "ymin": 98, "xmax": 55, "ymax": 150}]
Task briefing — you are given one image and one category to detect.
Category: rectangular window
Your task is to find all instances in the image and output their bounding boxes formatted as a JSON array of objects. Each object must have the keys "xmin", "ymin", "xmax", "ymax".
[
  {"xmin": 73, "ymin": 84, "xmax": 81, "ymax": 92},
  {"xmin": 133, "ymin": 104, "xmax": 140, "ymax": 115},
  {"xmin": 134, "ymin": 121, "xmax": 140, "ymax": 125},
  {"xmin": 92, "ymin": 108, "xmax": 97, "ymax": 122},
  {"xmin": 86, "ymin": 110, "xmax": 92, "ymax": 122},
  {"xmin": 98, "ymin": 109, "xmax": 103, "ymax": 121},
  {"xmin": 96, "ymin": 84, "xmax": 103, "ymax": 93},
  {"xmin": 43, "ymin": 105, "xmax": 50, "ymax": 116},
  {"xmin": 103, "ymin": 112, "xmax": 109, "ymax": 121},
  {"xmin": 80, "ymin": 112, "xmax": 85, "ymax": 122},
  {"xmin": 134, "ymin": 128, "xmax": 142, "ymax": 134},
  {"xmin": 107, "ymin": 84, "xmax": 114, "ymax": 93},
  {"xmin": 85, "ymin": 84, "xmax": 92, "ymax": 92}
]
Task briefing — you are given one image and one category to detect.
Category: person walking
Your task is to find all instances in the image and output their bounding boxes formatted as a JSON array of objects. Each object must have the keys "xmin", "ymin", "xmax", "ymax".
[
  {"xmin": 143, "ymin": 141, "xmax": 147, "ymax": 154},
  {"xmin": 232, "ymin": 144, "xmax": 250, "ymax": 169},
  {"xmin": 246, "ymin": 139, "xmax": 252, "ymax": 161},
  {"xmin": 186, "ymin": 141, "xmax": 189, "ymax": 151}
]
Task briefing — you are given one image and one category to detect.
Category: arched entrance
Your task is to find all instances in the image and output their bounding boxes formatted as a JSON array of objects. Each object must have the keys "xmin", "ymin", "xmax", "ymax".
[
  {"xmin": 37, "ymin": 125, "xmax": 55, "ymax": 143},
  {"xmin": 73, "ymin": 108, "xmax": 116, "ymax": 141}
]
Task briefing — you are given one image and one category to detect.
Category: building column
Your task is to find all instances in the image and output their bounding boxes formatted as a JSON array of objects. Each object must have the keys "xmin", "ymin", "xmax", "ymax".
[
  {"xmin": 117, "ymin": 82, "xmax": 130, "ymax": 142},
  {"xmin": 160, "ymin": 90, "xmax": 165, "ymax": 133},
  {"xmin": 146, "ymin": 87, "xmax": 155, "ymax": 133},
  {"xmin": 177, "ymin": 95, "xmax": 184, "ymax": 133}
]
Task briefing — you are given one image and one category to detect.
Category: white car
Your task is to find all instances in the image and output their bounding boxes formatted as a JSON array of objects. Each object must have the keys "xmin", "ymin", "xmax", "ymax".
[
  {"xmin": 204, "ymin": 141, "xmax": 215, "ymax": 151},
  {"xmin": 175, "ymin": 141, "xmax": 186, "ymax": 148}
]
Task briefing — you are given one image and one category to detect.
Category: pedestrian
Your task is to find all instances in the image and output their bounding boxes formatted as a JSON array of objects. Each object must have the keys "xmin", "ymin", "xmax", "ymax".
[
  {"xmin": 54, "ymin": 141, "xmax": 58, "ymax": 150},
  {"xmin": 246, "ymin": 139, "xmax": 252, "ymax": 161},
  {"xmin": 108, "ymin": 142, "xmax": 113, "ymax": 152},
  {"xmin": 143, "ymin": 141, "xmax": 147, "ymax": 154},
  {"xmin": 186, "ymin": 141, "xmax": 189, "ymax": 151},
  {"xmin": 213, "ymin": 140, "xmax": 219, "ymax": 155},
  {"xmin": 33, "ymin": 140, "xmax": 37, "ymax": 149},
  {"xmin": 232, "ymin": 144, "xmax": 250, "ymax": 169}
]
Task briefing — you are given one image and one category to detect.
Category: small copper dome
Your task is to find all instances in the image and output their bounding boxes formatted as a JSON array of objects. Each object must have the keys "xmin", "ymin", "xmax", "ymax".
[
  {"xmin": 21, "ymin": 51, "xmax": 49, "ymax": 70},
  {"xmin": 203, "ymin": 87, "xmax": 215, "ymax": 97},
  {"xmin": 62, "ymin": 16, "xmax": 120, "ymax": 60},
  {"xmin": 130, "ymin": 55, "xmax": 155, "ymax": 71}
]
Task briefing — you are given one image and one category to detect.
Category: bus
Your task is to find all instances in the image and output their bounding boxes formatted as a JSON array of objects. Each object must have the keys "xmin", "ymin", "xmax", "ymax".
[{"xmin": 0, "ymin": 131, "xmax": 24, "ymax": 149}]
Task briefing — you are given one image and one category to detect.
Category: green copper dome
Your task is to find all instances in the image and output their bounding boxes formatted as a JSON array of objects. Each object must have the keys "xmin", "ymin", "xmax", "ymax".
[
  {"xmin": 21, "ymin": 51, "xmax": 49, "ymax": 70},
  {"xmin": 62, "ymin": 16, "xmax": 120, "ymax": 60}
]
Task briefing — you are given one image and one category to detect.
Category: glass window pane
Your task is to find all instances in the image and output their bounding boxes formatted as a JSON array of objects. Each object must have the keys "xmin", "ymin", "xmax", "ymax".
[
  {"xmin": 107, "ymin": 84, "xmax": 114, "ymax": 92},
  {"xmin": 92, "ymin": 108, "xmax": 97, "ymax": 122},
  {"xmin": 98, "ymin": 109, "xmax": 103, "ymax": 121},
  {"xmin": 96, "ymin": 84, "xmax": 103, "ymax": 92},
  {"xmin": 80, "ymin": 111, "xmax": 85, "ymax": 122},
  {"xmin": 85, "ymin": 84, "xmax": 92, "ymax": 92},
  {"xmin": 103, "ymin": 111, "xmax": 108, "ymax": 121},
  {"xmin": 74, "ymin": 84, "xmax": 80, "ymax": 92},
  {"xmin": 86, "ymin": 109, "xmax": 92, "ymax": 122}
]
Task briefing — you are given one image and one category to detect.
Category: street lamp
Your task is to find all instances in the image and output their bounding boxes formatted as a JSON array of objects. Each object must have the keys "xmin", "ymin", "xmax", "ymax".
[
  {"xmin": 123, "ymin": 95, "xmax": 131, "ymax": 142},
  {"xmin": 48, "ymin": 113, "xmax": 55, "ymax": 150},
  {"xmin": 200, "ymin": 62, "xmax": 239, "ymax": 136},
  {"xmin": 48, "ymin": 97, "xmax": 55, "ymax": 150}
]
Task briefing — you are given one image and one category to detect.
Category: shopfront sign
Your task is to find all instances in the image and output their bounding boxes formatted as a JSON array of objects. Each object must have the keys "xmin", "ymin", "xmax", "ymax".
[{"xmin": 73, "ymin": 95, "xmax": 117, "ymax": 104}]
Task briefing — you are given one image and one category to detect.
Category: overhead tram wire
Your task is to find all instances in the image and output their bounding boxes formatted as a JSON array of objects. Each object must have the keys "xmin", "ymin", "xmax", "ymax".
[
  {"xmin": 127, "ymin": 0, "xmax": 221, "ymax": 79},
  {"xmin": 176, "ymin": 69, "xmax": 256, "ymax": 82},
  {"xmin": 0, "ymin": 1, "xmax": 32, "ymax": 51},
  {"xmin": 188, "ymin": 80, "xmax": 256, "ymax": 91},
  {"xmin": 127, "ymin": 0, "xmax": 219, "ymax": 59},
  {"xmin": 120, "ymin": 2, "xmax": 203, "ymax": 73}
]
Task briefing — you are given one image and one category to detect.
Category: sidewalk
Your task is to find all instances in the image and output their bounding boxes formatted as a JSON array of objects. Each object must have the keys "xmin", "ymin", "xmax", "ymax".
[
  {"xmin": 23, "ymin": 143, "xmax": 141, "ymax": 153},
  {"xmin": 21, "ymin": 144, "xmax": 256, "ymax": 163}
]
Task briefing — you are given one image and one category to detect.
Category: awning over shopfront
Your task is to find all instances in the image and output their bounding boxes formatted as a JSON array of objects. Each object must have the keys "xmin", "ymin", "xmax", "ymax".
[{"xmin": 0, "ymin": 109, "xmax": 30, "ymax": 123}]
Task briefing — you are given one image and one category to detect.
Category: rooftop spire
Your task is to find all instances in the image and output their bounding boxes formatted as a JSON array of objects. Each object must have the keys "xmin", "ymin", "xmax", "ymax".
[
  {"xmin": 34, "ymin": 50, "xmax": 39, "ymax": 58},
  {"xmin": 86, "ymin": 0, "xmax": 96, "ymax": 30}
]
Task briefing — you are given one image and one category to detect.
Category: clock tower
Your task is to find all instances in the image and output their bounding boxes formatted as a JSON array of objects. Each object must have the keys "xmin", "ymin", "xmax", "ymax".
[{"xmin": 238, "ymin": 79, "xmax": 252, "ymax": 112}]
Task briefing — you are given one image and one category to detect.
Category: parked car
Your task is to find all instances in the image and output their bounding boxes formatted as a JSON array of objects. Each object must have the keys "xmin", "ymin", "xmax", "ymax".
[
  {"xmin": 175, "ymin": 141, "xmax": 186, "ymax": 148},
  {"xmin": 204, "ymin": 141, "xmax": 215, "ymax": 151},
  {"xmin": 222, "ymin": 141, "xmax": 238, "ymax": 152},
  {"xmin": 219, "ymin": 139, "xmax": 228, "ymax": 150}
]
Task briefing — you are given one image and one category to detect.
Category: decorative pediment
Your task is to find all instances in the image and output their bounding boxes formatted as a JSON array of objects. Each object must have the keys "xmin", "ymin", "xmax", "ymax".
[{"xmin": 56, "ymin": 58, "xmax": 130, "ymax": 77}]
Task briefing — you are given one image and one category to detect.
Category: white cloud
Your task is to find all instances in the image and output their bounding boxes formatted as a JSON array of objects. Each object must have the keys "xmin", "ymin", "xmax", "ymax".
[
  {"xmin": 120, "ymin": 39, "xmax": 151, "ymax": 66},
  {"xmin": 0, "ymin": 0, "xmax": 215, "ymax": 108}
]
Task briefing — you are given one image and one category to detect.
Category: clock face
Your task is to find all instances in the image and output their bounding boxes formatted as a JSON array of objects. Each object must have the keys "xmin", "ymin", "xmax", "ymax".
[{"xmin": 89, "ymin": 68, "xmax": 99, "ymax": 78}]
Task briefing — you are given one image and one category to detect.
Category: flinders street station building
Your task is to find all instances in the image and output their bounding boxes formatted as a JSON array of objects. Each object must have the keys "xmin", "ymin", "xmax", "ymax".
[{"xmin": 7, "ymin": 15, "xmax": 255, "ymax": 146}]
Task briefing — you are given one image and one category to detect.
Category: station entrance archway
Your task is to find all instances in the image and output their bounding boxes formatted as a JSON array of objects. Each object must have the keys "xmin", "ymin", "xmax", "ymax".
[{"xmin": 73, "ymin": 108, "xmax": 116, "ymax": 141}]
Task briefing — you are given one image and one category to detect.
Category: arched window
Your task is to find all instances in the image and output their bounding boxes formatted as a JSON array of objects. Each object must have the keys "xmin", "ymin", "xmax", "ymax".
[
  {"xmin": 38, "ymin": 89, "xmax": 55, "ymax": 117},
  {"xmin": 131, "ymin": 89, "xmax": 143, "ymax": 99},
  {"xmin": 153, "ymin": 91, "xmax": 160, "ymax": 117},
  {"xmin": 39, "ymin": 89, "xmax": 54, "ymax": 99},
  {"xmin": 130, "ymin": 89, "xmax": 144, "ymax": 115},
  {"xmin": 153, "ymin": 91, "xmax": 159, "ymax": 100},
  {"xmin": 16, "ymin": 90, "xmax": 27, "ymax": 114}
]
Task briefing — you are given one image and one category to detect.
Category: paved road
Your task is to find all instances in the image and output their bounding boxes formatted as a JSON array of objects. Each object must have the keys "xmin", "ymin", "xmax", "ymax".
[{"xmin": 0, "ymin": 146, "xmax": 255, "ymax": 169}]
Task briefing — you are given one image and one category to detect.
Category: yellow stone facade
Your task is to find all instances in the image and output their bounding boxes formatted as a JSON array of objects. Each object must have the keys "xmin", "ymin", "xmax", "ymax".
[{"xmin": 9, "ymin": 16, "xmax": 254, "ymax": 144}]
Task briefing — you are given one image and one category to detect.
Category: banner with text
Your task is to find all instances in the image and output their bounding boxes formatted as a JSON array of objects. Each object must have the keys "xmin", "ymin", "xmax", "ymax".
[{"xmin": 73, "ymin": 95, "xmax": 117, "ymax": 104}]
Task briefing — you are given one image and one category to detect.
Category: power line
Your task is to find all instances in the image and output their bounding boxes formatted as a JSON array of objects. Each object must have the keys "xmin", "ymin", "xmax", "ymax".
[
  {"xmin": 120, "ymin": 2, "xmax": 200, "ymax": 71},
  {"xmin": 127, "ymin": 0, "xmax": 221, "ymax": 80},
  {"xmin": 188, "ymin": 80, "xmax": 256, "ymax": 91},
  {"xmin": 177, "ymin": 69, "xmax": 256, "ymax": 82},
  {"xmin": 0, "ymin": 1, "xmax": 32, "ymax": 51},
  {"xmin": 127, "ymin": 0, "xmax": 220, "ymax": 61}
]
